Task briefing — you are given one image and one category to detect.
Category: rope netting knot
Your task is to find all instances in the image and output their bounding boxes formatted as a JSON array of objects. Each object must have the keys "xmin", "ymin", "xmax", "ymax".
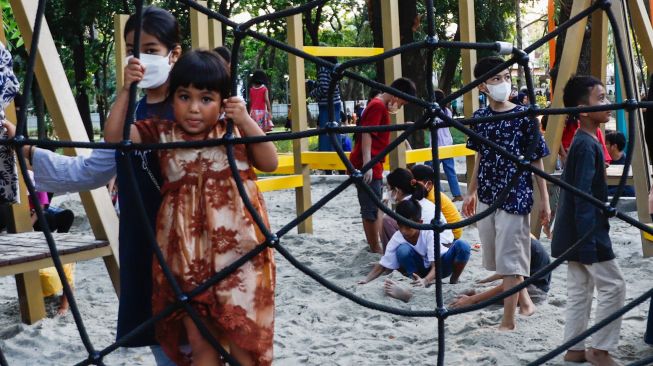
[{"xmin": 0, "ymin": 0, "xmax": 652, "ymax": 365}]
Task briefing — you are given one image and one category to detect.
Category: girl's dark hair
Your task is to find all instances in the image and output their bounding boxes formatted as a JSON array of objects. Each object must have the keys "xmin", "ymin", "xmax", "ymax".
[
  {"xmin": 250, "ymin": 70, "xmax": 269, "ymax": 86},
  {"xmin": 214, "ymin": 46, "xmax": 231, "ymax": 64},
  {"xmin": 474, "ymin": 56, "xmax": 505, "ymax": 79},
  {"xmin": 396, "ymin": 199, "xmax": 421, "ymax": 222},
  {"xmin": 411, "ymin": 164, "xmax": 435, "ymax": 183},
  {"xmin": 124, "ymin": 6, "xmax": 180, "ymax": 51},
  {"xmin": 386, "ymin": 168, "xmax": 427, "ymax": 201},
  {"xmin": 169, "ymin": 50, "xmax": 230, "ymax": 98}
]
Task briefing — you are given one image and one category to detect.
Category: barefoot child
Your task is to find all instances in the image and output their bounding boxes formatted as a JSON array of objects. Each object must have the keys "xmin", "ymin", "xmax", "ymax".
[
  {"xmin": 462, "ymin": 56, "xmax": 550, "ymax": 330},
  {"xmin": 553, "ymin": 75, "xmax": 626, "ymax": 365},
  {"xmin": 359, "ymin": 199, "xmax": 469, "ymax": 302},
  {"xmin": 106, "ymin": 50, "xmax": 278, "ymax": 365}
]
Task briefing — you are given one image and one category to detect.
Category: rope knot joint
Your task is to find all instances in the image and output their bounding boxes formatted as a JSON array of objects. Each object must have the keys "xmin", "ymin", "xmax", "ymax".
[
  {"xmin": 119, "ymin": 139, "xmax": 133, "ymax": 151},
  {"xmin": 604, "ymin": 203, "xmax": 617, "ymax": 218},
  {"xmin": 436, "ymin": 307, "xmax": 449, "ymax": 319},
  {"xmin": 267, "ymin": 234, "xmax": 279, "ymax": 247},
  {"xmin": 518, "ymin": 155, "xmax": 530, "ymax": 166},
  {"xmin": 514, "ymin": 50, "xmax": 529, "ymax": 66},
  {"xmin": 178, "ymin": 294, "xmax": 189, "ymax": 303},
  {"xmin": 426, "ymin": 35, "xmax": 438, "ymax": 46},
  {"xmin": 598, "ymin": 0, "xmax": 612, "ymax": 10},
  {"xmin": 624, "ymin": 99, "xmax": 638, "ymax": 111},
  {"xmin": 350, "ymin": 169, "xmax": 363, "ymax": 181},
  {"xmin": 90, "ymin": 351, "xmax": 102, "ymax": 363},
  {"xmin": 13, "ymin": 134, "xmax": 25, "ymax": 144},
  {"xmin": 326, "ymin": 121, "xmax": 339, "ymax": 130}
]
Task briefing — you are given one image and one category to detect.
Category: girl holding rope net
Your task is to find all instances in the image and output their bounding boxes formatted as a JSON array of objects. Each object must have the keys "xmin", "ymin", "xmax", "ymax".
[{"xmin": 105, "ymin": 49, "xmax": 278, "ymax": 366}]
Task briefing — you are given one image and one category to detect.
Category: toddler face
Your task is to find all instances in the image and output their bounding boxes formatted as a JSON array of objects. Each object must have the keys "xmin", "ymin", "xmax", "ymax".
[{"xmin": 173, "ymin": 85, "xmax": 222, "ymax": 137}]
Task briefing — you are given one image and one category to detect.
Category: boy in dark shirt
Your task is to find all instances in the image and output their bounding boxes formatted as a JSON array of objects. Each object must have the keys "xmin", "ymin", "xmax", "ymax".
[
  {"xmin": 462, "ymin": 56, "xmax": 550, "ymax": 331},
  {"xmin": 605, "ymin": 131, "xmax": 635, "ymax": 196},
  {"xmin": 552, "ymin": 75, "xmax": 626, "ymax": 365}
]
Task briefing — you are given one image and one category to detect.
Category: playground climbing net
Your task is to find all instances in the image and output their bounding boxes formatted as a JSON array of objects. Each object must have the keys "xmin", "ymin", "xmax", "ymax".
[{"xmin": 1, "ymin": 0, "xmax": 653, "ymax": 365}]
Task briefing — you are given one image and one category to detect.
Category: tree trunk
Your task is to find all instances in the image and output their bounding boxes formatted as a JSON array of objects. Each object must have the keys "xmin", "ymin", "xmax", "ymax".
[
  {"xmin": 367, "ymin": 0, "xmax": 385, "ymax": 83},
  {"xmin": 303, "ymin": 5, "xmax": 324, "ymax": 46},
  {"xmin": 515, "ymin": 0, "xmax": 525, "ymax": 89},
  {"xmin": 550, "ymin": 0, "xmax": 592, "ymax": 90},
  {"xmin": 438, "ymin": 27, "xmax": 461, "ymax": 95},
  {"xmin": 32, "ymin": 80, "xmax": 46, "ymax": 140},
  {"xmin": 398, "ymin": 0, "xmax": 426, "ymax": 148}
]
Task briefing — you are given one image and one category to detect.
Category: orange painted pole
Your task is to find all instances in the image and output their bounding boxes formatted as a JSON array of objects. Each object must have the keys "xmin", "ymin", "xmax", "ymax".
[
  {"xmin": 548, "ymin": 0, "xmax": 556, "ymax": 71},
  {"xmin": 650, "ymin": 0, "xmax": 653, "ymax": 26}
]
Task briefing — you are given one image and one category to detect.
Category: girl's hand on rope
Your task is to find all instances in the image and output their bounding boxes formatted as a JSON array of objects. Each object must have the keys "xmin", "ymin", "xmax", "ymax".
[
  {"xmin": 223, "ymin": 96, "xmax": 251, "ymax": 128},
  {"xmin": 363, "ymin": 169, "xmax": 373, "ymax": 184},
  {"xmin": 462, "ymin": 193, "xmax": 477, "ymax": 217},
  {"xmin": 123, "ymin": 57, "xmax": 144, "ymax": 91}
]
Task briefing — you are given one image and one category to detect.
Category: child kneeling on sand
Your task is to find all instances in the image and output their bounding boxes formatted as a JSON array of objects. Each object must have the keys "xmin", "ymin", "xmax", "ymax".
[{"xmin": 358, "ymin": 199, "xmax": 470, "ymax": 302}]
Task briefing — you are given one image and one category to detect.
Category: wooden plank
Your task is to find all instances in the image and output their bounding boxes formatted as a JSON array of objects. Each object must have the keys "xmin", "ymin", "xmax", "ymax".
[
  {"xmin": 208, "ymin": 18, "xmax": 223, "ymax": 49},
  {"xmin": 590, "ymin": 9, "xmax": 608, "ymax": 83},
  {"xmin": 629, "ymin": 0, "xmax": 653, "ymax": 68},
  {"xmin": 459, "ymin": 0, "xmax": 479, "ymax": 186},
  {"xmin": 614, "ymin": 1, "xmax": 653, "ymax": 257},
  {"xmin": 256, "ymin": 175, "xmax": 303, "ymax": 192},
  {"xmin": 15, "ymin": 270, "xmax": 45, "ymax": 324},
  {"xmin": 532, "ymin": 0, "xmax": 590, "ymax": 238},
  {"xmin": 0, "ymin": 246, "xmax": 112, "ymax": 277},
  {"xmin": 114, "ymin": 14, "xmax": 128, "ymax": 92},
  {"xmin": 303, "ymin": 46, "xmax": 384, "ymax": 57},
  {"xmin": 287, "ymin": 12, "xmax": 313, "ymax": 234},
  {"xmin": 190, "ymin": 0, "xmax": 209, "ymax": 49},
  {"xmin": 10, "ymin": 0, "xmax": 121, "ymax": 267},
  {"xmin": 381, "ymin": 0, "xmax": 405, "ymax": 171}
]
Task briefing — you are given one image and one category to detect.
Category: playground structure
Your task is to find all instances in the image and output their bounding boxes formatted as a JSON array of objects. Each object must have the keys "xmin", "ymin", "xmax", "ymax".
[{"xmin": 0, "ymin": 0, "xmax": 652, "ymax": 365}]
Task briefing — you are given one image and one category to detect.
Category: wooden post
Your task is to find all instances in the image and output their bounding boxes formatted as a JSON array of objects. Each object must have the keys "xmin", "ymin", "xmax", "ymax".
[
  {"xmin": 531, "ymin": 0, "xmax": 590, "ymax": 237},
  {"xmin": 10, "ymin": 0, "xmax": 121, "ymax": 274},
  {"xmin": 616, "ymin": 0, "xmax": 653, "ymax": 257},
  {"xmin": 15, "ymin": 270, "xmax": 45, "ymax": 324},
  {"xmin": 0, "ymin": 10, "xmax": 31, "ymax": 233},
  {"xmin": 381, "ymin": 0, "xmax": 405, "ymax": 171},
  {"xmin": 458, "ymin": 0, "xmax": 479, "ymax": 184},
  {"xmin": 287, "ymin": 13, "xmax": 313, "ymax": 234},
  {"xmin": 590, "ymin": 10, "xmax": 608, "ymax": 83},
  {"xmin": 209, "ymin": 19, "xmax": 223, "ymax": 49},
  {"xmin": 114, "ymin": 14, "xmax": 128, "ymax": 92},
  {"xmin": 190, "ymin": 0, "xmax": 210, "ymax": 49}
]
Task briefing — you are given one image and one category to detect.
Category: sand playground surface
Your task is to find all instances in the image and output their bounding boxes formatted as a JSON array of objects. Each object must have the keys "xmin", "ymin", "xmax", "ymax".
[{"xmin": 0, "ymin": 176, "xmax": 652, "ymax": 365}]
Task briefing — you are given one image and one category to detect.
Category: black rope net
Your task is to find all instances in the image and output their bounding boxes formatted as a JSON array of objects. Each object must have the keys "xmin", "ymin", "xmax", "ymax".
[{"xmin": 0, "ymin": 0, "xmax": 652, "ymax": 365}]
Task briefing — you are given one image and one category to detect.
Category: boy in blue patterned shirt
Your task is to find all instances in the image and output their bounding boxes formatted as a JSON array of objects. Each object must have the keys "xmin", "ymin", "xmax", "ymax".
[{"xmin": 462, "ymin": 56, "xmax": 550, "ymax": 331}]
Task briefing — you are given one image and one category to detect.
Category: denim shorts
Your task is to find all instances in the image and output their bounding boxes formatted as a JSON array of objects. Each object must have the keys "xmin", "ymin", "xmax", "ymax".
[{"xmin": 356, "ymin": 178, "xmax": 383, "ymax": 220}]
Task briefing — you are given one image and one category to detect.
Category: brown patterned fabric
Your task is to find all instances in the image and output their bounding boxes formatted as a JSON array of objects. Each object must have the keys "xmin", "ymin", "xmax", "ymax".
[{"xmin": 136, "ymin": 118, "xmax": 275, "ymax": 366}]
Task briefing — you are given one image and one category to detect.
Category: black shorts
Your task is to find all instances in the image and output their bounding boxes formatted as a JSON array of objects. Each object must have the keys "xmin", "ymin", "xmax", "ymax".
[{"xmin": 356, "ymin": 178, "xmax": 383, "ymax": 220}]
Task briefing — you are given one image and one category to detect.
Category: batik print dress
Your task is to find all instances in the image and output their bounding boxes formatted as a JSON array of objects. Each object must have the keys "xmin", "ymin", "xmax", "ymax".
[{"xmin": 135, "ymin": 118, "xmax": 276, "ymax": 366}]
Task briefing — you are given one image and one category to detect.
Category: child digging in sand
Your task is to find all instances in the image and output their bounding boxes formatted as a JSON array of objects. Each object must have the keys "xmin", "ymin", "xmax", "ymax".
[
  {"xmin": 358, "ymin": 199, "xmax": 469, "ymax": 302},
  {"xmin": 106, "ymin": 50, "xmax": 278, "ymax": 365},
  {"xmin": 552, "ymin": 75, "xmax": 626, "ymax": 366}
]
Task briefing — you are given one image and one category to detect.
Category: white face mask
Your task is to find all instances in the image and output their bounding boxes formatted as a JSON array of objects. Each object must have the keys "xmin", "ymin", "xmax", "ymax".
[
  {"xmin": 126, "ymin": 52, "xmax": 171, "ymax": 89},
  {"xmin": 485, "ymin": 81, "xmax": 511, "ymax": 103}
]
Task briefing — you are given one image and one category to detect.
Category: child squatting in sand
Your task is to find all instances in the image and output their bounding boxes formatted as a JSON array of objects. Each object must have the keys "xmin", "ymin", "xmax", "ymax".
[{"xmin": 106, "ymin": 49, "xmax": 278, "ymax": 366}]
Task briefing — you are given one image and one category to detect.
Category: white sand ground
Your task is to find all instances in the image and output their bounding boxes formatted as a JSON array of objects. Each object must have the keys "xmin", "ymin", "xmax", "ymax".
[{"xmin": 0, "ymin": 175, "xmax": 652, "ymax": 365}]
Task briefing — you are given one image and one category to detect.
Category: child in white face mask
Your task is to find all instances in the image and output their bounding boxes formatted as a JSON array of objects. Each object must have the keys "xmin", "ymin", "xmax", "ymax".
[{"xmin": 461, "ymin": 56, "xmax": 551, "ymax": 331}]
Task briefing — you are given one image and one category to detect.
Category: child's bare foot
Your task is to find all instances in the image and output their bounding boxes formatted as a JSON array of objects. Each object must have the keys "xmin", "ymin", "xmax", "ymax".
[
  {"xmin": 518, "ymin": 302, "xmax": 535, "ymax": 316},
  {"xmin": 498, "ymin": 320, "xmax": 516, "ymax": 331},
  {"xmin": 384, "ymin": 279, "xmax": 412, "ymax": 303},
  {"xmin": 563, "ymin": 350, "xmax": 587, "ymax": 363},
  {"xmin": 585, "ymin": 348, "xmax": 620, "ymax": 366},
  {"xmin": 56, "ymin": 295, "xmax": 70, "ymax": 316}
]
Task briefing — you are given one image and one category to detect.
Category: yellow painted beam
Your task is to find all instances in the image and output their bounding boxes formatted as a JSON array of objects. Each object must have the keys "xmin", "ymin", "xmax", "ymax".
[
  {"xmin": 643, "ymin": 224, "xmax": 653, "ymax": 242},
  {"xmin": 256, "ymin": 175, "xmax": 303, "ymax": 192},
  {"xmin": 303, "ymin": 46, "xmax": 384, "ymax": 57},
  {"xmin": 302, "ymin": 151, "xmax": 351, "ymax": 170}
]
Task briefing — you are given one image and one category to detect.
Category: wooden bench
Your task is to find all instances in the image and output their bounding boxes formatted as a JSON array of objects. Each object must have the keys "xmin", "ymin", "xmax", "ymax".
[{"xmin": 0, "ymin": 232, "xmax": 119, "ymax": 324}]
